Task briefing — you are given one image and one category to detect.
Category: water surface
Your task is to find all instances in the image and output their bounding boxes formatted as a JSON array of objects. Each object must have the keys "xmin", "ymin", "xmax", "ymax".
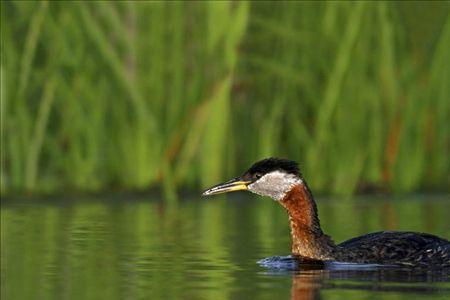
[{"xmin": 2, "ymin": 194, "xmax": 449, "ymax": 299}]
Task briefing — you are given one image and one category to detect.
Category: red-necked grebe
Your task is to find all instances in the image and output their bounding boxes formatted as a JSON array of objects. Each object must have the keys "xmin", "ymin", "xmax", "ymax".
[{"xmin": 202, "ymin": 158, "xmax": 450, "ymax": 267}]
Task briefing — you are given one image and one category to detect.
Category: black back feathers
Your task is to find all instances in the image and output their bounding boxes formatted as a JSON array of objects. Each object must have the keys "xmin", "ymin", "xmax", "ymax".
[{"xmin": 245, "ymin": 158, "xmax": 301, "ymax": 177}]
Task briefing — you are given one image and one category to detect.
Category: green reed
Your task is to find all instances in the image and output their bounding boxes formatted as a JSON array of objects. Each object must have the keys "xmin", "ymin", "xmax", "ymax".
[{"xmin": 1, "ymin": 1, "xmax": 449, "ymax": 198}]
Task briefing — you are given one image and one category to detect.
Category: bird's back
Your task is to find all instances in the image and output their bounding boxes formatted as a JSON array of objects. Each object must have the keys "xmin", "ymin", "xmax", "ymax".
[{"xmin": 335, "ymin": 231, "xmax": 450, "ymax": 268}]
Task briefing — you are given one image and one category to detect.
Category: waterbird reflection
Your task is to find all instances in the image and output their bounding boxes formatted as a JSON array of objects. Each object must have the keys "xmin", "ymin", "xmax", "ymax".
[
  {"xmin": 288, "ymin": 272, "xmax": 450, "ymax": 300},
  {"xmin": 259, "ymin": 257, "xmax": 450, "ymax": 300}
]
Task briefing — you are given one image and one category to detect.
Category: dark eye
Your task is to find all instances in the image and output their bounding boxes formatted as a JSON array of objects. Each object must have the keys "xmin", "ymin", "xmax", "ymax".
[{"xmin": 254, "ymin": 173, "xmax": 262, "ymax": 179}]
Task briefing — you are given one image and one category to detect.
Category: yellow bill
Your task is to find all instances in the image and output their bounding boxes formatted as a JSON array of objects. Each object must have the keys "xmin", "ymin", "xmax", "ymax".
[{"xmin": 202, "ymin": 177, "xmax": 251, "ymax": 196}]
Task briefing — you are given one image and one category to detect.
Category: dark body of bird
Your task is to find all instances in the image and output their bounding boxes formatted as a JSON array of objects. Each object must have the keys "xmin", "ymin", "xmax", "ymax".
[
  {"xmin": 203, "ymin": 158, "xmax": 450, "ymax": 268},
  {"xmin": 335, "ymin": 231, "xmax": 450, "ymax": 268}
]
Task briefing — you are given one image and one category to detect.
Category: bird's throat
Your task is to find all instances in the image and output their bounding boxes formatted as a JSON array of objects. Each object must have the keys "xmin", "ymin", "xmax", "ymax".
[{"xmin": 280, "ymin": 184, "xmax": 336, "ymax": 261}]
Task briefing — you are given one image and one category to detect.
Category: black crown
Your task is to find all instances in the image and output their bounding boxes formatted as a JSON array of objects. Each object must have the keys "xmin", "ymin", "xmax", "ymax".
[{"xmin": 245, "ymin": 158, "xmax": 301, "ymax": 177}]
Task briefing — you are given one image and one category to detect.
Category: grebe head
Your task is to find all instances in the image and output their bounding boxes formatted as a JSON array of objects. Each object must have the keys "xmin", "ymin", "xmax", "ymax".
[{"xmin": 202, "ymin": 158, "xmax": 303, "ymax": 201}]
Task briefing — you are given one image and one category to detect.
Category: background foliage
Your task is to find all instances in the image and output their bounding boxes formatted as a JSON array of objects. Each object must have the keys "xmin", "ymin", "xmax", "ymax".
[{"xmin": 1, "ymin": 1, "xmax": 449, "ymax": 198}]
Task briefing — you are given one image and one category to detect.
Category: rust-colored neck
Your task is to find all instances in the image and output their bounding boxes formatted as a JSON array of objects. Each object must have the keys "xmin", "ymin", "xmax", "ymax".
[{"xmin": 280, "ymin": 183, "xmax": 336, "ymax": 260}]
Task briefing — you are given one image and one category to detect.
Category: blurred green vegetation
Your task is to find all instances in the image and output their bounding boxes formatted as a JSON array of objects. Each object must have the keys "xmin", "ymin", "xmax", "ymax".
[{"xmin": 1, "ymin": 1, "xmax": 449, "ymax": 198}]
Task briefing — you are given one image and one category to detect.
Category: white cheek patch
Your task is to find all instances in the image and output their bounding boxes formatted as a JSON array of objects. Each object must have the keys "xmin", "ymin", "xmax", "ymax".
[{"xmin": 247, "ymin": 170, "xmax": 302, "ymax": 201}]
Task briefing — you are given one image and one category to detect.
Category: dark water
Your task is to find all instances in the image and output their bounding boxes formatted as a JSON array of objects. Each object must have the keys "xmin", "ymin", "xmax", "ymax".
[{"xmin": 1, "ymin": 194, "xmax": 450, "ymax": 300}]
